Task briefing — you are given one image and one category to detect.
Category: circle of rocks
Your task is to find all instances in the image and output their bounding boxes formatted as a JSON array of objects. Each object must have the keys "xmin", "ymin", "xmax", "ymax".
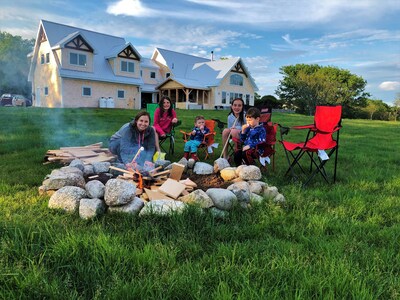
[{"xmin": 40, "ymin": 158, "xmax": 285, "ymax": 220}]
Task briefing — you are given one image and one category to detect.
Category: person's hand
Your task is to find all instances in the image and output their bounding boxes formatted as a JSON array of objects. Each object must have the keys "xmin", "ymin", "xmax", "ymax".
[
  {"xmin": 200, "ymin": 125, "xmax": 204, "ymax": 131},
  {"xmin": 172, "ymin": 118, "xmax": 178, "ymax": 123},
  {"xmin": 160, "ymin": 134, "xmax": 166, "ymax": 138},
  {"xmin": 192, "ymin": 129, "xmax": 196, "ymax": 135},
  {"xmin": 242, "ymin": 145, "xmax": 250, "ymax": 151},
  {"xmin": 242, "ymin": 124, "xmax": 249, "ymax": 132}
]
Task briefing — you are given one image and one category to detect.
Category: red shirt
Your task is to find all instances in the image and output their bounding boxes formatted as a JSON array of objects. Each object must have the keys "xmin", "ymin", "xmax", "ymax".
[{"xmin": 153, "ymin": 107, "xmax": 177, "ymax": 136}]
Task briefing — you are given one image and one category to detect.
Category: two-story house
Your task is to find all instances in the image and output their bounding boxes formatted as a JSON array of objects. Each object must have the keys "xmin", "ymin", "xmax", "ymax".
[{"xmin": 28, "ymin": 20, "xmax": 258, "ymax": 109}]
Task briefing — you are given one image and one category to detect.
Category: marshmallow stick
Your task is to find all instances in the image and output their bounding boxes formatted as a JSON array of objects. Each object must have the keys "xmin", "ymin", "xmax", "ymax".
[
  {"xmin": 220, "ymin": 118, "xmax": 238, "ymax": 158},
  {"xmin": 131, "ymin": 146, "xmax": 144, "ymax": 163}
]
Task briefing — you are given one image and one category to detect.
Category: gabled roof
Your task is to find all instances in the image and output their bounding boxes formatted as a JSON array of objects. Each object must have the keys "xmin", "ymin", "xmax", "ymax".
[
  {"xmin": 155, "ymin": 52, "xmax": 258, "ymax": 91},
  {"xmin": 30, "ymin": 20, "xmax": 142, "ymax": 86},
  {"xmin": 105, "ymin": 42, "xmax": 141, "ymax": 60},
  {"xmin": 152, "ymin": 48, "xmax": 210, "ymax": 78}
]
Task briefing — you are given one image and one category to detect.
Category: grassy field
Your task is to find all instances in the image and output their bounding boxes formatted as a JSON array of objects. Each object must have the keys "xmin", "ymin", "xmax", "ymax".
[{"xmin": 0, "ymin": 107, "xmax": 399, "ymax": 299}]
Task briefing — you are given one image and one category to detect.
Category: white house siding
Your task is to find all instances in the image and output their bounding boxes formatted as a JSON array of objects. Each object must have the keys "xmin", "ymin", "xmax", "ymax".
[
  {"xmin": 33, "ymin": 41, "xmax": 62, "ymax": 107},
  {"xmin": 214, "ymin": 71, "xmax": 255, "ymax": 107},
  {"xmin": 62, "ymin": 79, "xmax": 140, "ymax": 109}
]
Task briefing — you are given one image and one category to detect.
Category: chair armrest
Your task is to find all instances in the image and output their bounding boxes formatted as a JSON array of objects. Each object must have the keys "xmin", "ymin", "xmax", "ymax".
[{"xmin": 292, "ymin": 124, "xmax": 315, "ymax": 130}]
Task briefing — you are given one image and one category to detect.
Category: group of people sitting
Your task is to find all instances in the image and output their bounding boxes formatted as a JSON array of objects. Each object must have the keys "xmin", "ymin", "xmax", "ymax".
[{"xmin": 109, "ymin": 96, "xmax": 267, "ymax": 169}]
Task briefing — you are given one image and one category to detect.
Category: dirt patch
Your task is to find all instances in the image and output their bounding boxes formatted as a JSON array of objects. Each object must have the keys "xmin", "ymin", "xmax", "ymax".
[{"xmin": 184, "ymin": 173, "xmax": 232, "ymax": 191}]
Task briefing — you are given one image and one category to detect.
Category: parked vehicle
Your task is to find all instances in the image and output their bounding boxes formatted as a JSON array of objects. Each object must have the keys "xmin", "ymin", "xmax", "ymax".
[
  {"xmin": 12, "ymin": 95, "xmax": 32, "ymax": 107},
  {"xmin": 0, "ymin": 93, "xmax": 14, "ymax": 106}
]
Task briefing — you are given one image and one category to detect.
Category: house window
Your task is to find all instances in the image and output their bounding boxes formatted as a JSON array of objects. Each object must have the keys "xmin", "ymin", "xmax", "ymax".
[
  {"xmin": 229, "ymin": 92, "xmax": 243, "ymax": 103},
  {"xmin": 166, "ymin": 73, "xmax": 170, "ymax": 78},
  {"xmin": 150, "ymin": 72, "xmax": 156, "ymax": 79},
  {"xmin": 246, "ymin": 94, "xmax": 250, "ymax": 105},
  {"xmin": 44, "ymin": 87, "xmax": 49, "ymax": 96},
  {"xmin": 140, "ymin": 70, "xmax": 143, "ymax": 77},
  {"xmin": 121, "ymin": 60, "xmax": 134, "ymax": 73},
  {"xmin": 40, "ymin": 54, "xmax": 45, "ymax": 64},
  {"xmin": 221, "ymin": 91, "xmax": 227, "ymax": 104},
  {"xmin": 117, "ymin": 90, "xmax": 125, "ymax": 99},
  {"xmin": 70, "ymin": 53, "xmax": 87, "ymax": 66},
  {"xmin": 230, "ymin": 74, "xmax": 243, "ymax": 86},
  {"xmin": 45, "ymin": 53, "xmax": 50, "ymax": 63},
  {"xmin": 82, "ymin": 86, "xmax": 91, "ymax": 96}
]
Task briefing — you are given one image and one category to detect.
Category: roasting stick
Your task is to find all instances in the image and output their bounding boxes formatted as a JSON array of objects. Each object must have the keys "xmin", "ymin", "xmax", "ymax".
[
  {"xmin": 131, "ymin": 146, "xmax": 144, "ymax": 163},
  {"xmin": 219, "ymin": 118, "xmax": 238, "ymax": 159}
]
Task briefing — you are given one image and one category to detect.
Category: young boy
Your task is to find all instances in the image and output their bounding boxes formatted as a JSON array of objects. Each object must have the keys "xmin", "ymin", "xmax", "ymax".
[
  {"xmin": 234, "ymin": 107, "xmax": 267, "ymax": 166},
  {"xmin": 182, "ymin": 115, "xmax": 210, "ymax": 162}
]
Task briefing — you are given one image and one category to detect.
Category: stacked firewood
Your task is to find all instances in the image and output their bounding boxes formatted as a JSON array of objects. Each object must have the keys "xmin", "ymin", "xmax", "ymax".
[{"xmin": 44, "ymin": 142, "xmax": 115, "ymax": 164}]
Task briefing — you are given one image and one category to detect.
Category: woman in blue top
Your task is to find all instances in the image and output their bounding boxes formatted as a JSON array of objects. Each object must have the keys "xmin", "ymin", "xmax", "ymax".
[
  {"xmin": 109, "ymin": 111, "xmax": 160, "ymax": 168},
  {"xmin": 222, "ymin": 98, "xmax": 246, "ymax": 159}
]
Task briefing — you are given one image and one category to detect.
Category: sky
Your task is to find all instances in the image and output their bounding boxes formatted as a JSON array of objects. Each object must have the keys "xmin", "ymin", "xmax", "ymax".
[{"xmin": 1, "ymin": 0, "xmax": 399, "ymax": 105}]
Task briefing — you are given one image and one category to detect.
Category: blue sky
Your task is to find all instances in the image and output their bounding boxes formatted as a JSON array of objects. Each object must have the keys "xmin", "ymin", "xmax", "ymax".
[{"xmin": 1, "ymin": 0, "xmax": 399, "ymax": 105}]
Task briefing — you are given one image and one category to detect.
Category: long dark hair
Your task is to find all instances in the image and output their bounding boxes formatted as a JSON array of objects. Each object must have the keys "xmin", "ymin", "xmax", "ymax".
[
  {"xmin": 228, "ymin": 98, "xmax": 245, "ymax": 125},
  {"xmin": 159, "ymin": 95, "xmax": 174, "ymax": 117},
  {"xmin": 131, "ymin": 111, "xmax": 151, "ymax": 130}
]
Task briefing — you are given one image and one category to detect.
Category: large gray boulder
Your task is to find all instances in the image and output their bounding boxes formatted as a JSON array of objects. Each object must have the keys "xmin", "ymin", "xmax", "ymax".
[
  {"xmin": 237, "ymin": 165, "xmax": 262, "ymax": 181},
  {"xmin": 193, "ymin": 162, "xmax": 214, "ymax": 175},
  {"xmin": 213, "ymin": 158, "xmax": 230, "ymax": 173},
  {"xmin": 43, "ymin": 172, "xmax": 85, "ymax": 190},
  {"xmin": 179, "ymin": 189, "xmax": 214, "ymax": 208},
  {"xmin": 139, "ymin": 200, "xmax": 187, "ymax": 216},
  {"xmin": 206, "ymin": 188, "xmax": 237, "ymax": 211},
  {"xmin": 104, "ymin": 179, "xmax": 136, "ymax": 206},
  {"xmin": 85, "ymin": 180, "xmax": 105, "ymax": 199},
  {"xmin": 227, "ymin": 181, "xmax": 251, "ymax": 203},
  {"xmin": 48, "ymin": 186, "xmax": 87, "ymax": 213},
  {"xmin": 79, "ymin": 198, "xmax": 106, "ymax": 219},
  {"xmin": 108, "ymin": 197, "xmax": 144, "ymax": 215}
]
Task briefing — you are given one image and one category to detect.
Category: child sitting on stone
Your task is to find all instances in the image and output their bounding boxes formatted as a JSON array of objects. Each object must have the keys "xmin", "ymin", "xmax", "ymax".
[
  {"xmin": 182, "ymin": 115, "xmax": 210, "ymax": 163},
  {"xmin": 234, "ymin": 107, "xmax": 267, "ymax": 166}
]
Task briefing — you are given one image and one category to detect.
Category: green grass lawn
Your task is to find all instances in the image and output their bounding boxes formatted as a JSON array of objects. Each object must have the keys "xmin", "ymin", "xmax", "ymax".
[{"xmin": 0, "ymin": 107, "xmax": 399, "ymax": 299}]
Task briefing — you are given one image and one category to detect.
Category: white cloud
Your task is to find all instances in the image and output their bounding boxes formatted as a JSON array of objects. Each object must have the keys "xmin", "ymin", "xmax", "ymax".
[
  {"xmin": 107, "ymin": 0, "xmax": 156, "ymax": 17},
  {"xmin": 379, "ymin": 81, "xmax": 400, "ymax": 91}
]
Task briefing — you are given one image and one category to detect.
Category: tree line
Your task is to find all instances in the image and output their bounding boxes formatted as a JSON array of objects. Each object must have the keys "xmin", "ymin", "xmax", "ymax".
[
  {"xmin": 0, "ymin": 32, "xmax": 34, "ymax": 97},
  {"xmin": 255, "ymin": 64, "xmax": 399, "ymax": 121},
  {"xmin": 1, "ymin": 31, "xmax": 399, "ymax": 120}
]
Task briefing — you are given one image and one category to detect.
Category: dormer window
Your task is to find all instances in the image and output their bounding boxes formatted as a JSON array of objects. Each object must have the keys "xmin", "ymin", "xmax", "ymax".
[
  {"xmin": 121, "ymin": 60, "xmax": 134, "ymax": 73},
  {"xmin": 166, "ymin": 73, "xmax": 170, "ymax": 78},
  {"xmin": 70, "ymin": 52, "xmax": 87, "ymax": 66},
  {"xmin": 230, "ymin": 74, "xmax": 243, "ymax": 86},
  {"xmin": 150, "ymin": 72, "xmax": 156, "ymax": 79}
]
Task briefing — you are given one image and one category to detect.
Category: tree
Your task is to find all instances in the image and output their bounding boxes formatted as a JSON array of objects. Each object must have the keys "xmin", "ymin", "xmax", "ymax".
[
  {"xmin": 255, "ymin": 94, "xmax": 283, "ymax": 109},
  {"xmin": 393, "ymin": 93, "xmax": 400, "ymax": 122},
  {"xmin": 0, "ymin": 32, "xmax": 34, "ymax": 96},
  {"xmin": 275, "ymin": 64, "xmax": 369, "ymax": 117}
]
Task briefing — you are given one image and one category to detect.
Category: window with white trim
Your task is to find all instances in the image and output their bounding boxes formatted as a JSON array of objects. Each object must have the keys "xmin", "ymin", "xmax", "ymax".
[
  {"xmin": 121, "ymin": 60, "xmax": 134, "ymax": 73},
  {"xmin": 44, "ymin": 87, "xmax": 49, "ymax": 96},
  {"xmin": 150, "ymin": 72, "xmax": 156, "ymax": 79},
  {"xmin": 82, "ymin": 86, "xmax": 91, "ymax": 96},
  {"xmin": 230, "ymin": 74, "xmax": 243, "ymax": 86},
  {"xmin": 45, "ymin": 53, "xmax": 50, "ymax": 63},
  {"xmin": 222, "ymin": 91, "xmax": 227, "ymax": 104},
  {"xmin": 245, "ymin": 94, "xmax": 250, "ymax": 105},
  {"xmin": 117, "ymin": 90, "xmax": 125, "ymax": 99},
  {"xmin": 40, "ymin": 54, "xmax": 45, "ymax": 64},
  {"xmin": 166, "ymin": 73, "xmax": 170, "ymax": 78},
  {"xmin": 70, "ymin": 52, "xmax": 87, "ymax": 66}
]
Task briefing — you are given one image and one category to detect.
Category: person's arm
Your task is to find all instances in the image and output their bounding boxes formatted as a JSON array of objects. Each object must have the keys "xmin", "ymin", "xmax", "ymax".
[
  {"xmin": 171, "ymin": 109, "xmax": 178, "ymax": 124},
  {"xmin": 153, "ymin": 127, "xmax": 161, "ymax": 152}
]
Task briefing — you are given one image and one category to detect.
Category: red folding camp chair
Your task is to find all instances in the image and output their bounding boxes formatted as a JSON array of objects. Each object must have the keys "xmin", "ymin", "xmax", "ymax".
[
  {"xmin": 279, "ymin": 105, "xmax": 342, "ymax": 187},
  {"xmin": 180, "ymin": 120, "xmax": 217, "ymax": 160}
]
